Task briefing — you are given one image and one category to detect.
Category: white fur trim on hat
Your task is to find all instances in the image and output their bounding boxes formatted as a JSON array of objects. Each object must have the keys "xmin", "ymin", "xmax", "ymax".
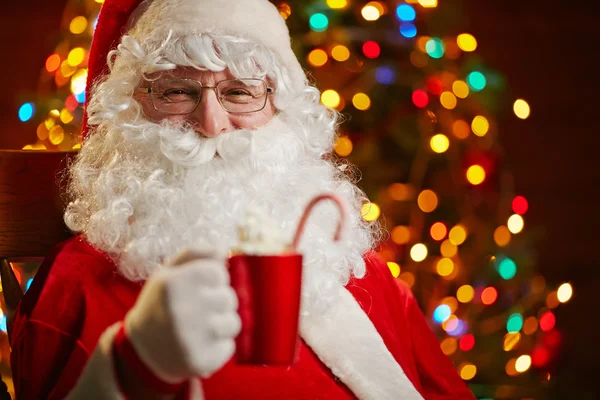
[{"xmin": 126, "ymin": 0, "xmax": 307, "ymax": 91}]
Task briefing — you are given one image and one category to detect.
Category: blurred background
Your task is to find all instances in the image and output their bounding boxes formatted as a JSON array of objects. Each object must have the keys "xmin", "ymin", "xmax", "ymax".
[{"xmin": 0, "ymin": 0, "xmax": 598, "ymax": 399}]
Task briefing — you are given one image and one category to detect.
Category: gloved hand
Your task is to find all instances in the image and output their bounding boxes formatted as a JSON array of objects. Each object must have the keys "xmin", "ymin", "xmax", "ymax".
[{"xmin": 122, "ymin": 249, "xmax": 241, "ymax": 383}]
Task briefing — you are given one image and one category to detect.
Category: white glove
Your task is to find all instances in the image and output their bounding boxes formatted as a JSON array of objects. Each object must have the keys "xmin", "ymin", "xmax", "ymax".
[{"xmin": 123, "ymin": 249, "xmax": 241, "ymax": 383}]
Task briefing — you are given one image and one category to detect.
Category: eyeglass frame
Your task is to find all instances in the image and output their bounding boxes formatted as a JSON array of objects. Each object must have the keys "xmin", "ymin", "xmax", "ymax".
[{"xmin": 135, "ymin": 77, "xmax": 275, "ymax": 115}]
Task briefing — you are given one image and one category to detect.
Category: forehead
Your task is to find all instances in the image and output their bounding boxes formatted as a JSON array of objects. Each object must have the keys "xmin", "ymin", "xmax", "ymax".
[{"xmin": 157, "ymin": 67, "xmax": 237, "ymax": 83}]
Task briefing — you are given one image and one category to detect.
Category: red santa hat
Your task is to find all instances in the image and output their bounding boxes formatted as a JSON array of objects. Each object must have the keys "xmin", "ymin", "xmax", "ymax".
[{"xmin": 83, "ymin": 0, "xmax": 306, "ymax": 139}]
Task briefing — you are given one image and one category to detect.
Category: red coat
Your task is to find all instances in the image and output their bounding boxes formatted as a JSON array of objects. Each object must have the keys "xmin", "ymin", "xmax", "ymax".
[{"xmin": 10, "ymin": 235, "xmax": 475, "ymax": 399}]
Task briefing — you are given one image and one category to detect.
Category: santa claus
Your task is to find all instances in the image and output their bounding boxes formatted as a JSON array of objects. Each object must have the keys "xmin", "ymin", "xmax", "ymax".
[{"xmin": 10, "ymin": 0, "xmax": 476, "ymax": 399}]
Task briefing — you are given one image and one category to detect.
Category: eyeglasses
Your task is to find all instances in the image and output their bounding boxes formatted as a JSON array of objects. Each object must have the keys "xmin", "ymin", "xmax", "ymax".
[{"xmin": 136, "ymin": 78, "xmax": 274, "ymax": 115}]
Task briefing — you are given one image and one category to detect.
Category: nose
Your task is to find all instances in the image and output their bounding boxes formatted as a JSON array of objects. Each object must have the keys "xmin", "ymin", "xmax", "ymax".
[{"xmin": 189, "ymin": 88, "xmax": 231, "ymax": 138}]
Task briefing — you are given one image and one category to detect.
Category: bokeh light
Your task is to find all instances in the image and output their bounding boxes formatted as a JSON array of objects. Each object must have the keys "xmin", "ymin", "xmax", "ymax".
[
  {"xmin": 460, "ymin": 334, "xmax": 475, "ymax": 351},
  {"xmin": 376, "ymin": 66, "xmax": 396, "ymax": 84},
  {"xmin": 396, "ymin": 4, "xmax": 416, "ymax": 21},
  {"xmin": 399, "ymin": 23, "xmax": 417, "ymax": 38},
  {"xmin": 436, "ymin": 258, "xmax": 455, "ymax": 277},
  {"xmin": 361, "ymin": 4, "xmax": 381, "ymax": 21},
  {"xmin": 440, "ymin": 91, "xmax": 457, "ymax": 109},
  {"xmin": 387, "ymin": 262, "xmax": 401, "ymax": 278},
  {"xmin": 440, "ymin": 239, "xmax": 458, "ymax": 257},
  {"xmin": 430, "ymin": 222, "xmax": 447, "ymax": 241},
  {"xmin": 466, "ymin": 165, "xmax": 486, "ymax": 185},
  {"xmin": 440, "ymin": 337, "xmax": 457, "ymax": 355},
  {"xmin": 18, "ymin": 103, "xmax": 35, "ymax": 122},
  {"xmin": 512, "ymin": 195, "xmax": 529, "ymax": 215},
  {"xmin": 494, "ymin": 226, "xmax": 511, "ymax": 247},
  {"xmin": 481, "ymin": 286, "xmax": 498, "ymax": 305},
  {"xmin": 45, "ymin": 54, "xmax": 61, "ymax": 73},
  {"xmin": 457, "ymin": 33, "xmax": 477, "ymax": 52},
  {"xmin": 361, "ymin": 202, "xmax": 381, "ymax": 221},
  {"xmin": 457, "ymin": 285, "xmax": 475, "ymax": 303},
  {"xmin": 433, "ymin": 304, "xmax": 451, "ymax": 323},
  {"xmin": 515, "ymin": 355, "xmax": 532, "ymax": 373},
  {"xmin": 452, "ymin": 119, "xmax": 470, "ymax": 139},
  {"xmin": 412, "ymin": 89, "xmax": 429, "ymax": 108},
  {"xmin": 321, "ymin": 89, "xmax": 341, "ymax": 107},
  {"xmin": 391, "ymin": 225, "xmax": 412, "ymax": 244},
  {"xmin": 362, "ymin": 41, "xmax": 381, "ymax": 58},
  {"xmin": 452, "ymin": 80, "xmax": 469, "ymax": 98},
  {"xmin": 497, "ymin": 257, "xmax": 517, "ymax": 280},
  {"xmin": 430, "ymin": 133, "xmax": 450, "ymax": 153},
  {"xmin": 514, "ymin": 99, "xmax": 531, "ymax": 119},
  {"xmin": 503, "ymin": 332, "xmax": 521, "ymax": 351},
  {"xmin": 425, "ymin": 37, "xmax": 444, "ymax": 59},
  {"xmin": 467, "ymin": 71, "xmax": 487, "ymax": 91},
  {"xmin": 557, "ymin": 283, "xmax": 573, "ymax": 303},
  {"xmin": 331, "ymin": 45, "xmax": 350, "ymax": 62},
  {"xmin": 308, "ymin": 49, "xmax": 328, "ymax": 67},
  {"xmin": 459, "ymin": 363, "xmax": 477, "ymax": 380},
  {"xmin": 326, "ymin": 0, "xmax": 348, "ymax": 9},
  {"xmin": 448, "ymin": 225, "xmax": 467, "ymax": 245},
  {"xmin": 539, "ymin": 311, "xmax": 556, "ymax": 332},
  {"xmin": 352, "ymin": 93, "xmax": 371, "ymax": 110},
  {"xmin": 471, "ymin": 115, "xmax": 489, "ymax": 137},
  {"xmin": 410, "ymin": 243, "xmax": 428, "ymax": 262},
  {"xmin": 69, "ymin": 16, "xmax": 88, "ymax": 34},
  {"xmin": 417, "ymin": 189, "xmax": 438, "ymax": 213},
  {"xmin": 507, "ymin": 214, "xmax": 525, "ymax": 234},
  {"xmin": 309, "ymin": 13, "xmax": 329, "ymax": 32},
  {"xmin": 507, "ymin": 313, "xmax": 524, "ymax": 333},
  {"xmin": 334, "ymin": 136, "xmax": 353, "ymax": 156}
]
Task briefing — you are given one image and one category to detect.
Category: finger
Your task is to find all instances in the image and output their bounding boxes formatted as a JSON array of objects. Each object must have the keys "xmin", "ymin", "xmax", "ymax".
[
  {"xmin": 176, "ymin": 259, "xmax": 229, "ymax": 287},
  {"xmin": 201, "ymin": 286, "xmax": 239, "ymax": 312},
  {"xmin": 208, "ymin": 313, "xmax": 242, "ymax": 339}
]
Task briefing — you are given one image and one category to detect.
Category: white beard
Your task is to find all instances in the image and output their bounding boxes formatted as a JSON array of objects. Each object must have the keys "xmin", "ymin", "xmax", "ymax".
[{"xmin": 67, "ymin": 115, "xmax": 377, "ymax": 312}]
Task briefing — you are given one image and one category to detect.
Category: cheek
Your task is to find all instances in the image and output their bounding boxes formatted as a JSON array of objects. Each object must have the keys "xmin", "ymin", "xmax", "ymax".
[{"xmin": 232, "ymin": 101, "xmax": 277, "ymax": 130}]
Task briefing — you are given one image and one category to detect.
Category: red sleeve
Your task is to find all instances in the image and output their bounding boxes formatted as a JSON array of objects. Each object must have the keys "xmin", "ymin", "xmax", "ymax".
[{"xmin": 10, "ymin": 321, "xmax": 90, "ymax": 400}]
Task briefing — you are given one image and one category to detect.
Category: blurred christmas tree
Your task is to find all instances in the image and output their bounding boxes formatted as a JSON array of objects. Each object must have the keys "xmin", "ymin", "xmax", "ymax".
[{"xmin": 7, "ymin": 0, "xmax": 574, "ymax": 399}]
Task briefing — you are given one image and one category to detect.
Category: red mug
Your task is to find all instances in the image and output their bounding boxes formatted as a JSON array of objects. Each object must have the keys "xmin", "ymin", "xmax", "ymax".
[{"xmin": 228, "ymin": 253, "xmax": 303, "ymax": 365}]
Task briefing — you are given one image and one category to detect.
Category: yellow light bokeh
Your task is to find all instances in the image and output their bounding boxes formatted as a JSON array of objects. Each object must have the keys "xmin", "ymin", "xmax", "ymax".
[
  {"xmin": 457, "ymin": 285, "xmax": 474, "ymax": 303},
  {"xmin": 352, "ymin": 93, "xmax": 371, "ymax": 110},
  {"xmin": 466, "ymin": 165, "xmax": 486, "ymax": 185},
  {"xmin": 37, "ymin": 124, "xmax": 49, "ymax": 141},
  {"xmin": 71, "ymin": 69, "xmax": 88, "ymax": 95},
  {"xmin": 331, "ymin": 45, "xmax": 350, "ymax": 61},
  {"xmin": 523, "ymin": 316, "xmax": 538, "ymax": 335},
  {"xmin": 515, "ymin": 355, "xmax": 532, "ymax": 373},
  {"xmin": 60, "ymin": 61, "xmax": 76, "ymax": 78},
  {"xmin": 391, "ymin": 225, "xmax": 412, "ymax": 245},
  {"xmin": 60, "ymin": 108, "xmax": 74, "ymax": 124},
  {"xmin": 308, "ymin": 49, "xmax": 328, "ymax": 67},
  {"xmin": 361, "ymin": 202, "xmax": 381, "ymax": 222},
  {"xmin": 452, "ymin": 119, "xmax": 470, "ymax": 139},
  {"xmin": 440, "ymin": 239, "xmax": 458, "ymax": 257},
  {"xmin": 69, "ymin": 16, "xmax": 88, "ymax": 35},
  {"xmin": 448, "ymin": 225, "xmax": 467, "ymax": 246},
  {"xmin": 459, "ymin": 363, "xmax": 477, "ymax": 380},
  {"xmin": 440, "ymin": 91, "xmax": 457, "ymax": 110},
  {"xmin": 471, "ymin": 115, "xmax": 489, "ymax": 137},
  {"xmin": 361, "ymin": 5, "xmax": 381, "ymax": 21},
  {"xmin": 494, "ymin": 225, "xmax": 512, "ymax": 247},
  {"xmin": 507, "ymin": 214, "xmax": 525, "ymax": 234},
  {"xmin": 67, "ymin": 47, "xmax": 86, "ymax": 67},
  {"xmin": 557, "ymin": 283, "xmax": 573, "ymax": 303},
  {"xmin": 49, "ymin": 125, "xmax": 65, "ymax": 145},
  {"xmin": 278, "ymin": 2, "xmax": 292, "ymax": 19},
  {"xmin": 321, "ymin": 89, "xmax": 341, "ymax": 108},
  {"xmin": 417, "ymin": 189, "xmax": 438, "ymax": 213},
  {"xmin": 436, "ymin": 258, "xmax": 454, "ymax": 277},
  {"xmin": 410, "ymin": 243, "xmax": 428, "ymax": 262},
  {"xmin": 503, "ymin": 332, "xmax": 521, "ymax": 351},
  {"xmin": 514, "ymin": 99, "xmax": 531, "ymax": 119},
  {"xmin": 388, "ymin": 183, "xmax": 414, "ymax": 201},
  {"xmin": 430, "ymin": 221, "xmax": 447, "ymax": 241},
  {"xmin": 440, "ymin": 337, "xmax": 457, "ymax": 355},
  {"xmin": 387, "ymin": 262, "xmax": 401, "ymax": 278},
  {"xmin": 334, "ymin": 136, "xmax": 353, "ymax": 157},
  {"xmin": 326, "ymin": 0, "xmax": 348, "ymax": 9},
  {"xmin": 430, "ymin": 133, "xmax": 450, "ymax": 153},
  {"xmin": 456, "ymin": 33, "xmax": 477, "ymax": 52},
  {"xmin": 452, "ymin": 80, "xmax": 470, "ymax": 98}
]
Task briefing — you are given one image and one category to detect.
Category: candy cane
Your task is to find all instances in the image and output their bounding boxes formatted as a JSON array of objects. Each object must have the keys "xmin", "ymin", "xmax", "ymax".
[{"xmin": 291, "ymin": 193, "xmax": 348, "ymax": 252}]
